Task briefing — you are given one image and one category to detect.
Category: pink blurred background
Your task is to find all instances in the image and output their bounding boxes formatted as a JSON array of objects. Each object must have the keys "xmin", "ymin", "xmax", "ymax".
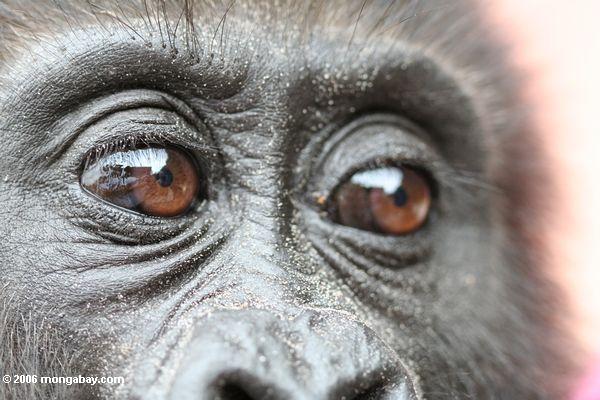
[{"xmin": 488, "ymin": 1, "xmax": 600, "ymax": 398}]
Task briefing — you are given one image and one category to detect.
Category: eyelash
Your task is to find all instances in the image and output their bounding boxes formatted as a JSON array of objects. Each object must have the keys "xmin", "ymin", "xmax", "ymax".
[{"xmin": 82, "ymin": 134, "xmax": 170, "ymax": 169}]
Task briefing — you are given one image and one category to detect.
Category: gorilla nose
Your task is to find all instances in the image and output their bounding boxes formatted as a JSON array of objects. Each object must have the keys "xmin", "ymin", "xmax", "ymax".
[{"xmin": 167, "ymin": 309, "xmax": 418, "ymax": 400}]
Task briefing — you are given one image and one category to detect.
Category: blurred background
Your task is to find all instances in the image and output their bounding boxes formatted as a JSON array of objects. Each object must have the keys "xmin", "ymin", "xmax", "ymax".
[{"xmin": 488, "ymin": 0, "xmax": 600, "ymax": 387}]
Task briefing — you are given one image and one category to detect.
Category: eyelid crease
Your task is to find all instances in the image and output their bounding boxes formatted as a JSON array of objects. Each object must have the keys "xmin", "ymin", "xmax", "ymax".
[
  {"xmin": 300, "ymin": 113, "xmax": 444, "ymax": 202},
  {"xmin": 40, "ymin": 89, "xmax": 207, "ymax": 166}
]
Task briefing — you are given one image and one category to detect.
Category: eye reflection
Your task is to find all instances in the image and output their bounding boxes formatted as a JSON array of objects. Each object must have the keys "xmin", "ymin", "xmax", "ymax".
[
  {"xmin": 330, "ymin": 166, "xmax": 431, "ymax": 235},
  {"xmin": 80, "ymin": 147, "xmax": 203, "ymax": 217}
]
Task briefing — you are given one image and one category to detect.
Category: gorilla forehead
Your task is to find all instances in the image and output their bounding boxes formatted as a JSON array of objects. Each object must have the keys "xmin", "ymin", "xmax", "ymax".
[
  {"xmin": 0, "ymin": 0, "xmax": 488, "ymax": 171},
  {"xmin": 0, "ymin": 0, "xmax": 504, "ymax": 99},
  {"xmin": 0, "ymin": 0, "xmax": 501, "ymax": 180}
]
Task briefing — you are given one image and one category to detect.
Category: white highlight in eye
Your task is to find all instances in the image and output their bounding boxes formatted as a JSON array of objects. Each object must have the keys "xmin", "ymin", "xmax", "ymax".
[
  {"xmin": 350, "ymin": 167, "xmax": 404, "ymax": 194},
  {"xmin": 81, "ymin": 148, "xmax": 171, "ymax": 193},
  {"xmin": 101, "ymin": 148, "xmax": 169, "ymax": 174}
]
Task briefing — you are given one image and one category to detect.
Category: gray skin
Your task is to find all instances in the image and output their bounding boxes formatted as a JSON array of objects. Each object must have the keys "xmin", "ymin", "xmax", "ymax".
[{"xmin": 0, "ymin": 1, "xmax": 572, "ymax": 399}]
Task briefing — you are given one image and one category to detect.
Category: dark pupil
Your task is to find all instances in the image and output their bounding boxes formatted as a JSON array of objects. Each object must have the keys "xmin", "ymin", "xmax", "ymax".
[
  {"xmin": 156, "ymin": 167, "xmax": 174, "ymax": 187},
  {"xmin": 393, "ymin": 186, "xmax": 408, "ymax": 206}
]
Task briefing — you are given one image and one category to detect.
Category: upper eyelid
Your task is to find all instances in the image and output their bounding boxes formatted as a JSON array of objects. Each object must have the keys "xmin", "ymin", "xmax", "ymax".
[
  {"xmin": 79, "ymin": 110, "xmax": 217, "ymax": 169},
  {"xmin": 303, "ymin": 114, "xmax": 444, "ymax": 196},
  {"xmin": 41, "ymin": 89, "xmax": 206, "ymax": 166}
]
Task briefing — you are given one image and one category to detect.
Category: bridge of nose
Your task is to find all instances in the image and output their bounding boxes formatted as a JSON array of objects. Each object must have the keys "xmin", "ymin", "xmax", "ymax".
[
  {"xmin": 131, "ymin": 197, "xmax": 419, "ymax": 399},
  {"xmin": 164, "ymin": 308, "xmax": 418, "ymax": 400}
]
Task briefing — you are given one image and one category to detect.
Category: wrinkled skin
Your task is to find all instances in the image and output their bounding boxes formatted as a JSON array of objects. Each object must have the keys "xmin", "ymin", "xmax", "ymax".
[{"xmin": 0, "ymin": 1, "xmax": 572, "ymax": 399}]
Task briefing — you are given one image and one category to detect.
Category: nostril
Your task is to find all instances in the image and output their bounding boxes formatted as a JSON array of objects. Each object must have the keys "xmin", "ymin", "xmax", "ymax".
[
  {"xmin": 211, "ymin": 373, "xmax": 284, "ymax": 400},
  {"xmin": 347, "ymin": 381, "xmax": 387, "ymax": 400},
  {"xmin": 216, "ymin": 382, "xmax": 256, "ymax": 400}
]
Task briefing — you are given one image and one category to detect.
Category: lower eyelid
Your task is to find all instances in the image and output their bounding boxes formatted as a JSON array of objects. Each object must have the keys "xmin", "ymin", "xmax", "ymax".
[{"xmin": 65, "ymin": 180, "xmax": 216, "ymax": 245}]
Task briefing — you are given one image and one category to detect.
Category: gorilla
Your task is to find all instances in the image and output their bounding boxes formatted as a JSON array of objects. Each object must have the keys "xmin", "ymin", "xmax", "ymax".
[{"xmin": 0, "ymin": 0, "xmax": 576, "ymax": 399}]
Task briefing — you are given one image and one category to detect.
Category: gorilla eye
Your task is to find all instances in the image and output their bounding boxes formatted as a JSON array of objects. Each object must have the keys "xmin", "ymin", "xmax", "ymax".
[
  {"xmin": 80, "ymin": 146, "xmax": 204, "ymax": 217},
  {"xmin": 330, "ymin": 165, "xmax": 431, "ymax": 235}
]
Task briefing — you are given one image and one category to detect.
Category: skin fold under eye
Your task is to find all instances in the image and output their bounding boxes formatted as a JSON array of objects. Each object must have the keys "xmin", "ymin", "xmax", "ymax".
[
  {"xmin": 330, "ymin": 165, "xmax": 432, "ymax": 235},
  {"xmin": 80, "ymin": 146, "xmax": 203, "ymax": 217}
]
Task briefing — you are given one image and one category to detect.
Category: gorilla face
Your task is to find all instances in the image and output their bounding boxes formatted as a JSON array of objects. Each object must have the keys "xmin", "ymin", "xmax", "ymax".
[{"xmin": 0, "ymin": 1, "xmax": 572, "ymax": 399}]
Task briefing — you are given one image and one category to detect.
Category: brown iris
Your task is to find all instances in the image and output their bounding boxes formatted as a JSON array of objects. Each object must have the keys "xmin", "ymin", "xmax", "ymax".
[
  {"xmin": 81, "ymin": 147, "xmax": 202, "ymax": 217},
  {"xmin": 330, "ymin": 166, "xmax": 431, "ymax": 235}
]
